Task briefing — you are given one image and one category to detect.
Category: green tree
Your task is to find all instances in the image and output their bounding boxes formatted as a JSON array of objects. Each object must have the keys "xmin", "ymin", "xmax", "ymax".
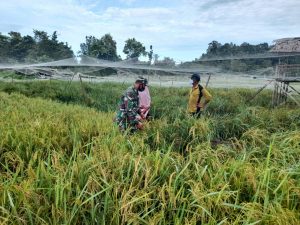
[
  {"xmin": 199, "ymin": 40, "xmax": 274, "ymax": 72},
  {"xmin": 32, "ymin": 30, "xmax": 73, "ymax": 61},
  {"xmin": 0, "ymin": 33, "xmax": 9, "ymax": 62},
  {"xmin": 7, "ymin": 32, "xmax": 23, "ymax": 60},
  {"xmin": 80, "ymin": 34, "xmax": 119, "ymax": 61},
  {"xmin": 206, "ymin": 40, "xmax": 222, "ymax": 56},
  {"xmin": 0, "ymin": 30, "xmax": 73, "ymax": 63},
  {"xmin": 98, "ymin": 34, "xmax": 119, "ymax": 61},
  {"xmin": 18, "ymin": 35, "xmax": 35, "ymax": 61},
  {"xmin": 80, "ymin": 36, "xmax": 98, "ymax": 56},
  {"xmin": 123, "ymin": 38, "xmax": 146, "ymax": 61}
]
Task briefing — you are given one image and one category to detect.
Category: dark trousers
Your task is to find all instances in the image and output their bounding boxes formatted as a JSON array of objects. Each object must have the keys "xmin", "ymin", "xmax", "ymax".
[{"xmin": 190, "ymin": 108, "xmax": 202, "ymax": 118}]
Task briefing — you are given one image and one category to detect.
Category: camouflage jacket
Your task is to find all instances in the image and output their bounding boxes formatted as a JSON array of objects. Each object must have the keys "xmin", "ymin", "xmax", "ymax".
[{"xmin": 115, "ymin": 86, "xmax": 140, "ymax": 130}]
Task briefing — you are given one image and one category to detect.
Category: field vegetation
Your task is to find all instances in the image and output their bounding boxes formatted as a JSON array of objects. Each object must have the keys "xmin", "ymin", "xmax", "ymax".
[{"xmin": 0, "ymin": 79, "xmax": 299, "ymax": 224}]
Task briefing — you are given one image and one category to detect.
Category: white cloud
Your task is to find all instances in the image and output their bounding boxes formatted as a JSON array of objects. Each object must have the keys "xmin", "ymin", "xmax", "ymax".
[
  {"xmin": 1, "ymin": 0, "xmax": 299, "ymax": 61},
  {"xmin": 119, "ymin": 0, "xmax": 137, "ymax": 5}
]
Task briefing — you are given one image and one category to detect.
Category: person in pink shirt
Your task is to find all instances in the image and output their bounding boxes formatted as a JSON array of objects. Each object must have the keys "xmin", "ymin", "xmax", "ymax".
[{"xmin": 138, "ymin": 77, "xmax": 151, "ymax": 120}]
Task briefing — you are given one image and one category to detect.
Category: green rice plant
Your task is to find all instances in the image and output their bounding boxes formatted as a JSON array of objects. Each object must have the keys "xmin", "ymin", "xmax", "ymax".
[
  {"xmin": 241, "ymin": 128, "xmax": 270, "ymax": 148},
  {"xmin": 0, "ymin": 81, "xmax": 299, "ymax": 224}
]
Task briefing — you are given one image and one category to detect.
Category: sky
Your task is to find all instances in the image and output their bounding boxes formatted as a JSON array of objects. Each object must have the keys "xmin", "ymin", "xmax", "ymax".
[{"xmin": 0, "ymin": 0, "xmax": 299, "ymax": 62}]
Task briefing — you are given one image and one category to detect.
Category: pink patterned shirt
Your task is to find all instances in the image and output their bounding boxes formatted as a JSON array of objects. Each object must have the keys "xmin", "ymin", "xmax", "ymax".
[{"xmin": 138, "ymin": 86, "xmax": 151, "ymax": 117}]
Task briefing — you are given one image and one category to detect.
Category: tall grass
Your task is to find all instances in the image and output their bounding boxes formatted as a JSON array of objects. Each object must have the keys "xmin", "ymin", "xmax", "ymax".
[{"xmin": 0, "ymin": 80, "xmax": 299, "ymax": 224}]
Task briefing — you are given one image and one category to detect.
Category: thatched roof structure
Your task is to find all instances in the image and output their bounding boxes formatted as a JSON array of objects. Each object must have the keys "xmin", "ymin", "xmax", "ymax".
[{"xmin": 270, "ymin": 37, "xmax": 300, "ymax": 52}]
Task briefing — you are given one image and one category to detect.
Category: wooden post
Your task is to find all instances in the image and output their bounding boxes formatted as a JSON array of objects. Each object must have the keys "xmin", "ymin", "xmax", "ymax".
[
  {"xmin": 272, "ymin": 81, "xmax": 278, "ymax": 107},
  {"xmin": 278, "ymin": 81, "xmax": 283, "ymax": 104},
  {"xmin": 283, "ymin": 82, "xmax": 289, "ymax": 102},
  {"xmin": 205, "ymin": 73, "xmax": 211, "ymax": 88},
  {"xmin": 159, "ymin": 75, "xmax": 161, "ymax": 87},
  {"xmin": 277, "ymin": 83, "xmax": 300, "ymax": 106}
]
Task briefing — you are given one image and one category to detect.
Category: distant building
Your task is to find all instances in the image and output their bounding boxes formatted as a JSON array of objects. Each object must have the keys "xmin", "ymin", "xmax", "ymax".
[
  {"xmin": 270, "ymin": 37, "xmax": 300, "ymax": 107},
  {"xmin": 270, "ymin": 37, "xmax": 300, "ymax": 53}
]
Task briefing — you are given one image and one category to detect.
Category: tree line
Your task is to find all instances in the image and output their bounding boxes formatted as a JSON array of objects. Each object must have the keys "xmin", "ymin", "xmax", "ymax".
[
  {"xmin": 78, "ymin": 34, "xmax": 175, "ymax": 66},
  {"xmin": 1, "ymin": 30, "xmax": 299, "ymax": 72},
  {"xmin": 0, "ymin": 30, "xmax": 161, "ymax": 64},
  {"xmin": 0, "ymin": 30, "xmax": 151, "ymax": 63},
  {"xmin": 0, "ymin": 30, "xmax": 73, "ymax": 63},
  {"xmin": 197, "ymin": 41, "xmax": 300, "ymax": 72}
]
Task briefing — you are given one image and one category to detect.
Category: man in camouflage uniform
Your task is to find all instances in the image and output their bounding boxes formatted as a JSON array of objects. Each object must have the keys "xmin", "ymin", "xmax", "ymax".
[{"xmin": 115, "ymin": 78, "xmax": 146, "ymax": 132}]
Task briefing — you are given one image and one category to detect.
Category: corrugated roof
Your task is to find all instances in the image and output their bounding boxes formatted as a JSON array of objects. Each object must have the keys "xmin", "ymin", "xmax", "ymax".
[{"xmin": 270, "ymin": 37, "xmax": 300, "ymax": 52}]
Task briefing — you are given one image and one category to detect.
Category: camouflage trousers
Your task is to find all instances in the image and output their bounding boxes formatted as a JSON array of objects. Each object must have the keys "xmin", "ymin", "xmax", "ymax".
[{"xmin": 115, "ymin": 111, "xmax": 139, "ymax": 132}]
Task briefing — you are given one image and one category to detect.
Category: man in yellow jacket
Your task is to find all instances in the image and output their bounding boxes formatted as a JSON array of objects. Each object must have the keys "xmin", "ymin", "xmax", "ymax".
[{"xmin": 188, "ymin": 73, "xmax": 212, "ymax": 117}]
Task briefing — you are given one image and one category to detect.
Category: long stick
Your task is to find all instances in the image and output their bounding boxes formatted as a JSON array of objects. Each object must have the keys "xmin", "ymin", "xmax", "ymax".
[
  {"xmin": 289, "ymin": 85, "xmax": 300, "ymax": 95},
  {"xmin": 248, "ymin": 80, "xmax": 273, "ymax": 102}
]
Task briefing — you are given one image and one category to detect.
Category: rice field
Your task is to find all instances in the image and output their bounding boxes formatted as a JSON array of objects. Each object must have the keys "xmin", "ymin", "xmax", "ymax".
[{"xmin": 0, "ymin": 80, "xmax": 299, "ymax": 224}]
